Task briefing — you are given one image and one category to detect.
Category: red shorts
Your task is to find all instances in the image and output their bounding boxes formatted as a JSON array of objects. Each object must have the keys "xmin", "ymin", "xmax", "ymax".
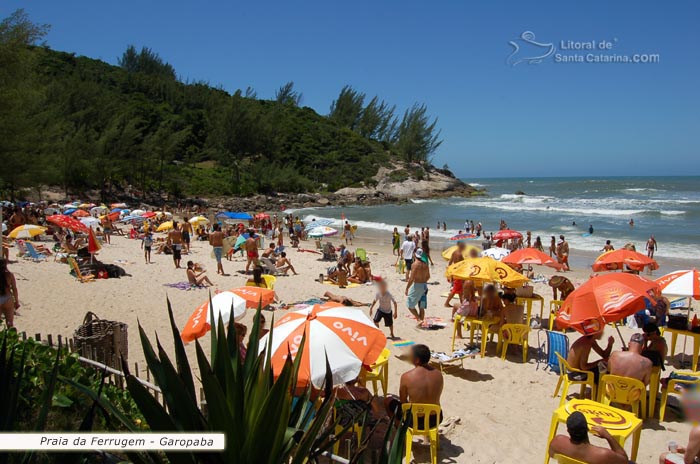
[
  {"xmin": 452, "ymin": 279, "xmax": 463, "ymax": 294},
  {"xmin": 247, "ymin": 250, "xmax": 258, "ymax": 260}
]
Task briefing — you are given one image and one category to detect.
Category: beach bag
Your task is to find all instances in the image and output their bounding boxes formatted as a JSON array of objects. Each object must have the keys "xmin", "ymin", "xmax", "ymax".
[
  {"xmin": 74, "ymin": 312, "xmax": 128, "ymax": 369},
  {"xmin": 668, "ymin": 314, "xmax": 688, "ymax": 331}
]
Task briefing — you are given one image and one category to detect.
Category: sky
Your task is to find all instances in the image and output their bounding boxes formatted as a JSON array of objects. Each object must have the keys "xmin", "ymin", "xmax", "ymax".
[{"xmin": 2, "ymin": 0, "xmax": 699, "ymax": 178}]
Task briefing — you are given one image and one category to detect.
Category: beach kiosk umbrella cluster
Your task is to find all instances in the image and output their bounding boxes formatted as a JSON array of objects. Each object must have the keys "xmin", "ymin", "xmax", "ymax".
[{"xmin": 260, "ymin": 302, "xmax": 386, "ymax": 388}]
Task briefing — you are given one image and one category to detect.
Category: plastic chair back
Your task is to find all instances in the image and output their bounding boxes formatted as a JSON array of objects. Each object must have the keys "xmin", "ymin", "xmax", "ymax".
[
  {"xmin": 24, "ymin": 242, "xmax": 46, "ymax": 261},
  {"xmin": 356, "ymin": 248, "xmax": 368, "ymax": 263},
  {"xmin": 599, "ymin": 374, "xmax": 646, "ymax": 417},
  {"xmin": 546, "ymin": 330, "xmax": 570, "ymax": 374}
]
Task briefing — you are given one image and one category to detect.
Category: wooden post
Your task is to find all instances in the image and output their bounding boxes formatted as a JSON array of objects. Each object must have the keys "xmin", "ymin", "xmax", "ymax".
[
  {"xmin": 47, "ymin": 334, "xmax": 53, "ymax": 347},
  {"xmin": 21, "ymin": 331, "xmax": 27, "ymax": 341},
  {"xmin": 57, "ymin": 335, "xmax": 62, "ymax": 349}
]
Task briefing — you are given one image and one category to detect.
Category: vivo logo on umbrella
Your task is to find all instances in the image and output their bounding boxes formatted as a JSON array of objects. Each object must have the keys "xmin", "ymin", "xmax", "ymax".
[
  {"xmin": 282, "ymin": 334, "xmax": 304, "ymax": 360},
  {"xmin": 602, "ymin": 292, "xmax": 636, "ymax": 311},
  {"xmin": 190, "ymin": 304, "xmax": 206, "ymax": 329},
  {"xmin": 332, "ymin": 321, "xmax": 368, "ymax": 346}
]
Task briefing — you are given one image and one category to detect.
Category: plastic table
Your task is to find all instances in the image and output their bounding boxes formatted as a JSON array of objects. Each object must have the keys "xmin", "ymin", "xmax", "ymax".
[
  {"xmin": 665, "ymin": 327, "xmax": 700, "ymax": 371},
  {"xmin": 544, "ymin": 399, "xmax": 642, "ymax": 463}
]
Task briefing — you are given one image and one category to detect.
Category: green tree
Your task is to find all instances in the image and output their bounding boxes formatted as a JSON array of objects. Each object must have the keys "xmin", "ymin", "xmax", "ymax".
[
  {"xmin": 275, "ymin": 81, "xmax": 302, "ymax": 106},
  {"xmin": 394, "ymin": 103, "xmax": 442, "ymax": 163},
  {"xmin": 329, "ymin": 85, "xmax": 365, "ymax": 130}
]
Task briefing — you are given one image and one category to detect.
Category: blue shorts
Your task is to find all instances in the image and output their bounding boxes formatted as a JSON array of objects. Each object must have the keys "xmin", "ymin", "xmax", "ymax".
[
  {"xmin": 213, "ymin": 246, "xmax": 223, "ymax": 262},
  {"xmin": 407, "ymin": 283, "xmax": 428, "ymax": 309}
]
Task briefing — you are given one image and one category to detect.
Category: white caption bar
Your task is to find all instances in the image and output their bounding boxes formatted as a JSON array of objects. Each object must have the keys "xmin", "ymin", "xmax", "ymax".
[{"xmin": 0, "ymin": 433, "xmax": 225, "ymax": 451}]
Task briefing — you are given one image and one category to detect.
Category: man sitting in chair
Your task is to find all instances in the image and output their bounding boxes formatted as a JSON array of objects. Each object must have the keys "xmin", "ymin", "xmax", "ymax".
[
  {"xmin": 608, "ymin": 333, "xmax": 652, "ymax": 385},
  {"xmin": 568, "ymin": 330, "xmax": 614, "ymax": 385},
  {"xmin": 549, "ymin": 411, "xmax": 630, "ymax": 463}
]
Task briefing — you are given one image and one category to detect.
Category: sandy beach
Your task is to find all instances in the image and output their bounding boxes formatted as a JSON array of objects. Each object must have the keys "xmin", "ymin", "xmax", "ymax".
[{"xmin": 7, "ymin": 224, "xmax": 696, "ymax": 464}]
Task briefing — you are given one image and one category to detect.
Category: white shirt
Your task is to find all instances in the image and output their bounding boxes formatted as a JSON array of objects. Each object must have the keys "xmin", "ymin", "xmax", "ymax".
[{"xmin": 400, "ymin": 240, "xmax": 416, "ymax": 260}]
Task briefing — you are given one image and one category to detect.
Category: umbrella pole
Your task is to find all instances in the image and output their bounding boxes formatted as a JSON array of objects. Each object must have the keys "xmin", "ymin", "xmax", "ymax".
[{"xmin": 615, "ymin": 323, "xmax": 627, "ymax": 350}]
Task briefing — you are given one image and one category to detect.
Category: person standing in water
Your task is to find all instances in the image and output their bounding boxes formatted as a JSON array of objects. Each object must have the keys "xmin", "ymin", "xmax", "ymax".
[{"xmin": 646, "ymin": 235, "xmax": 658, "ymax": 259}]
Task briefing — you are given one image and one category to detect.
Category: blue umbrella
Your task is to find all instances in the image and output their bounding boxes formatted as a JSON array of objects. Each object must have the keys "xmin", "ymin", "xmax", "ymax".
[
  {"xmin": 63, "ymin": 208, "xmax": 77, "ymax": 215},
  {"xmin": 216, "ymin": 211, "xmax": 253, "ymax": 220},
  {"xmin": 120, "ymin": 215, "xmax": 145, "ymax": 223},
  {"xmin": 111, "ymin": 208, "xmax": 123, "ymax": 213}
]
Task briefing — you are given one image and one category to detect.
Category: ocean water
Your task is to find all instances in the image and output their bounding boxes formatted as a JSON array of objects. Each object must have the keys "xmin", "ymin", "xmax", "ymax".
[{"xmin": 290, "ymin": 176, "xmax": 700, "ymax": 266}]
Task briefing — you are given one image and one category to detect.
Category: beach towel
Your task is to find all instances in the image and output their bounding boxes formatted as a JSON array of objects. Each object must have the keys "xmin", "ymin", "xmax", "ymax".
[
  {"xmin": 163, "ymin": 281, "xmax": 204, "ymax": 291},
  {"xmin": 392, "ymin": 340, "xmax": 415, "ymax": 347},
  {"xmin": 322, "ymin": 281, "xmax": 360, "ymax": 289}
]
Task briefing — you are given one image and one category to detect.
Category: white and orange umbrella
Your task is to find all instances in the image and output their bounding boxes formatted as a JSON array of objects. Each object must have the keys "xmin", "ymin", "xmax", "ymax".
[
  {"xmin": 656, "ymin": 269, "xmax": 700, "ymax": 300},
  {"xmin": 181, "ymin": 292, "xmax": 247, "ymax": 343},
  {"xmin": 592, "ymin": 249, "xmax": 658, "ymax": 272},
  {"xmin": 231, "ymin": 286, "xmax": 275, "ymax": 308},
  {"xmin": 260, "ymin": 302, "xmax": 386, "ymax": 388}
]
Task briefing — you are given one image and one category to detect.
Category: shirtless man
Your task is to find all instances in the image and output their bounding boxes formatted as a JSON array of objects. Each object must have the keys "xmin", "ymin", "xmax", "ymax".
[
  {"xmin": 608, "ymin": 333, "xmax": 652, "ymax": 385},
  {"xmin": 343, "ymin": 220, "xmax": 353, "ymax": 245},
  {"xmin": 181, "ymin": 218, "xmax": 193, "ymax": 253},
  {"xmin": 647, "ymin": 235, "xmax": 658, "ymax": 259},
  {"xmin": 397, "ymin": 344, "xmax": 443, "ymax": 426},
  {"xmin": 244, "ymin": 230, "xmax": 259, "ymax": 274},
  {"xmin": 405, "ymin": 249, "xmax": 430, "ymax": 324},
  {"xmin": 444, "ymin": 242, "xmax": 465, "ymax": 308},
  {"xmin": 549, "ymin": 411, "xmax": 629, "ymax": 464},
  {"xmin": 167, "ymin": 221, "xmax": 184, "ymax": 269},
  {"xmin": 602, "ymin": 240, "xmax": 615, "ymax": 252},
  {"xmin": 208, "ymin": 224, "xmax": 226, "ymax": 275},
  {"xmin": 557, "ymin": 235, "xmax": 570, "ymax": 271},
  {"xmin": 261, "ymin": 243, "xmax": 276, "ymax": 259},
  {"xmin": 275, "ymin": 252, "xmax": 298, "ymax": 275},
  {"xmin": 568, "ymin": 331, "xmax": 614, "ymax": 385}
]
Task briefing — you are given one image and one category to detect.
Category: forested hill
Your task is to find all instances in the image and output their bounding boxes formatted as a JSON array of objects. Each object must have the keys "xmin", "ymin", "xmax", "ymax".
[{"xmin": 0, "ymin": 10, "xmax": 446, "ymax": 201}]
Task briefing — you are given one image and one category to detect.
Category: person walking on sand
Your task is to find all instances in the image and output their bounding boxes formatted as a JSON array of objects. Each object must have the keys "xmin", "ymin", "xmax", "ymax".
[
  {"xmin": 167, "ymin": 221, "xmax": 184, "ymax": 269},
  {"xmin": 0, "ymin": 260, "xmax": 20, "ymax": 329},
  {"xmin": 405, "ymin": 249, "xmax": 430, "ymax": 325},
  {"xmin": 209, "ymin": 224, "xmax": 226, "ymax": 275},
  {"xmin": 343, "ymin": 220, "xmax": 354, "ymax": 245},
  {"xmin": 444, "ymin": 242, "xmax": 465, "ymax": 308},
  {"xmin": 369, "ymin": 279, "xmax": 398, "ymax": 339},
  {"xmin": 647, "ymin": 234, "xmax": 658, "ymax": 259},
  {"xmin": 181, "ymin": 218, "xmax": 193, "ymax": 253},
  {"xmin": 549, "ymin": 236, "xmax": 556, "ymax": 258},
  {"xmin": 557, "ymin": 235, "xmax": 570, "ymax": 271},
  {"xmin": 399, "ymin": 235, "xmax": 416, "ymax": 281},
  {"xmin": 392, "ymin": 227, "xmax": 400, "ymax": 256},
  {"xmin": 534, "ymin": 236, "xmax": 544, "ymax": 252},
  {"xmin": 141, "ymin": 231, "xmax": 153, "ymax": 264},
  {"xmin": 101, "ymin": 214, "xmax": 113, "ymax": 244},
  {"xmin": 245, "ymin": 230, "xmax": 259, "ymax": 274}
]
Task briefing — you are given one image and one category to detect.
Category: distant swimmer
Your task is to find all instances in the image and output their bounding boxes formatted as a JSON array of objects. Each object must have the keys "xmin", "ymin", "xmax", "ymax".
[
  {"xmin": 646, "ymin": 235, "xmax": 657, "ymax": 259},
  {"xmin": 572, "ymin": 221, "xmax": 576, "ymax": 226},
  {"xmin": 588, "ymin": 224, "xmax": 594, "ymax": 235},
  {"xmin": 629, "ymin": 218, "xmax": 635, "ymax": 228},
  {"xmin": 602, "ymin": 240, "xmax": 614, "ymax": 252}
]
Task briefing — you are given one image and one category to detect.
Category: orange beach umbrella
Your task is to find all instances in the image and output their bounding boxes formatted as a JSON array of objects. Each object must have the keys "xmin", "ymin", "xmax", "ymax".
[
  {"xmin": 556, "ymin": 273, "xmax": 660, "ymax": 335},
  {"xmin": 181, "ymin": 292, "xmax": 247, "ymax": 343},
  {"xmin": 259, "ymin": 302, "xmax": 386, "ymax": 388},
  {"xmin": 503, "ymin": 248, "xmax": 562, "ymax": 270},
  {"xmin": 592, "ymin": 249, "xmax": 659, "ymax": 273},
  {"xmin": 231, "ymin": 286, "xmax": 275, "ymax": 308}
]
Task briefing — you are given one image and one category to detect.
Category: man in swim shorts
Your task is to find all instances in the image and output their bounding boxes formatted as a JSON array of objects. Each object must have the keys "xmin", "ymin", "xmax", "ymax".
[
  {"xmin": 405, "ymin": 249, "xmax": 430, "ymax": 325},
  {"xmin": 167, "ymin": 221, "xmax": 184, "ymax": 269},
  {"xmin": 245, "ymin": 230, "xmax": 259, "ymax": 274},
  {"xmin": 181, "ymin": 218, "xmax": 193, "ymax": 253},
  {"xmin": 400, "ymin": 235, "xmax": 416, "ymax": 281},
  {"xmin": 208, "ymin": 223, "xmax": 225, "ymax": 275}
]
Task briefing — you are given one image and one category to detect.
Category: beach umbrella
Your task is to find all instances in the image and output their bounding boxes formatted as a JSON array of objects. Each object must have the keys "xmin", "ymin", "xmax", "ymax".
[
  {"xmin": 110, "ymin": 203, "xmax": 128, "ymax": 209},
  {"xmin": 493, "ymin": 229, "xmax": 523, "ymax": 241},
  {"xmin": 79, "ymin": 217, "xmax": 100, "ymax": 229},
  {"xmin": 89, "ymin": 206, "xmax": 107, "ymax": 216},
  {"xmin": 441, "ymin": 244, "xmax": 481, "ymax": 261},
  {"xmin": 304, "ymin": 219, "xmax": 334, "ymax": 230},
  {"xmin": 131, "ymin": 209, "xmax": 145, "ymax": 217},
  {"xmin": 231, "ymin": 286, "xmax": 276, "ymax": 309},
  {"xmin": 78, "ymin": 203, "xmax": 94, "ymax": 209},
  {"xmin": 446, "ymin": 257, "xmax": 529, "ymax": 288},
  {"xmin": 62, "ymin": 208, "xmax": 77, "ymax": 216},
  {"xmin": 43, "ymin": 207, "xmax": 60, "ymax": 216},
  {"xmin": 259, "ymin": 302, "xmax": 386, "ymax": 388},
  {"xmin": 72, "ymin": 209, "xmax": 90, "ymax": 218},
  {"xmin": 156, "ymin": 211, "xmax": 172, "ymax": 219},
  {"xmin": 216, "ymin": 211, "xmax": 253, "ymax": 220},
  {"xmin": 556, "ymin": 273, "xmax": 660, "ymax": 335},
  {"xmin": 156, "ymin": 221, "xmax": 174, "ymax": 232},
  {"xmin": 592, "ymin": 249, "xmax": 659, "ymax": 273},
  {"xmin": 87, "ymin": 227, "xmax": 101, "ymax": 261},
  {"xmin": 8, "ymin": 225, "xmax": 46, "ymax": 239},
  {"xmin": 308, "ymin": 226, "xmax": 338, "ymax": 238},
  {"xmin": 481, "ymin": 247, "xmax": 511, "ymax": 261},
  {"xmin": 62, "ymin": 202, "xmax": 78, "ymax": 209},
  {"xmin": 180, "ymin": 292, "xmax": 247, "ymax": 343},
  {"xmin": 46, "ymin": 215, "xmax": 89, "ymax": 233},
  {"xmin": 450, "ymin": 233, "xmax": 477, "ymax": 241},
  {"xmin": 120, "ymin": 215, "xmax": 145, "ymax": 223},
  {"xmin": 255, "ymin": 213, "xmax": 270, "ymax": 220},
  {"xmin": 656, "ymin": 269, "xmax": 700, "ymax": 300},
  {"xmin": 141, "ymin": 211, "xmax": 156, "ymax": 218},
  {"xmin": 189, "ymin": 216, "xmax": 209, "ymax": 227},
  {"xmin": 503, "ymin": 248, "xmax": 563, "ymax": 270},
  {"xmin": 110, "ymin": 208, "xmax": 123, "ymax": 213}
]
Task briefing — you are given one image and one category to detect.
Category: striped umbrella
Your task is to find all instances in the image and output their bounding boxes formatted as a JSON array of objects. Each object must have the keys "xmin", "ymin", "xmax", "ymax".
[
  {"xmin": 180, "ymin": 292, "xmax": 247, "ymax": 343},
  {"xmin": 260, "ymin": 303, "xmax": 386, "ymax": 388},
  {"xmin": 307, "ymin": 226, "xmax": 338, "ymax": 238},
  {"xmin": 450, "ymin": 233, "xmax": 477, "ymax": 241},
  {"xmin": 481, "ymin": 247, "xmax": 511, "ymax": 261},
  {"xmin": 304, "ymin": 219, "xmax": 334, "ymax": 230},
  {"xmin": 656, "ymin": 269, "xmax": 700, "ymax": 300},
  {"xmin": 8, "ymin": 225, "xmax": 46, "ymax": 239}
]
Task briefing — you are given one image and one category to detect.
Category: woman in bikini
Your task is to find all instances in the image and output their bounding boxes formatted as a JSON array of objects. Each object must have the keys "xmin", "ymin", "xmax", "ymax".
[
  {"xmin": 186, "ymin": 261, "xmax": 213, "ymax": 287},
  {"xmin": 0, "ymin": 260, "xmax": 20, "ymax": 328}
]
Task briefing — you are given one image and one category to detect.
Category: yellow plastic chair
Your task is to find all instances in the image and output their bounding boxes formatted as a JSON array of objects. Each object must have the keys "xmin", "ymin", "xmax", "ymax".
[
  {"xmin": 245, "ymin": 274, "xmax": 277, "ymax": 290},
  {"xmin": 359, "ymin": 348, "xmax": 390, "ymax": 396},
  {"xmin": 498, "ymin": 324, "xmax": 530, "ymax": 363},
  {"xmin": 553, "ymin": 353, "xmax": 596, "ymax": 407},
  {"xmin": 332, "ymin": 406, "xmax": 363, "ymax": 457},
  {"xmin": 659, "ymin": 371, "xmax": 700, "ymax": 421},
  {"xmin": 554, "ymin": 454, "xmax": 587, "ymax": 464},
  {"xmin": 68, "ymin": 257, "xmax": 95, "ymax": 283},
  {"xmin": 402, "ymin": 403, "xmax": 441, "ymax": 464},
  {"xmin": 451, "ymin": 315, "xmax": 469, "ymax": 350},
  {"xmin": 599, "ymin": 374, "xmax": 646, "ymax": 419},
  {"xmin": 548, "ymin": 300, "xmax": 564, "ymax": 331}
]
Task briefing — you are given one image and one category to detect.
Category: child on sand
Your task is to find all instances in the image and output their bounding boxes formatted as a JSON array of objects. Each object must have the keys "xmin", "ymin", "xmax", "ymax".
[
  {"xmin": 141, "ymin": 231, "xmax": 153, "ymax": 264},
  {"xmin": 369, "ymin": 279, "xmax": 398, "ymax": 338}
]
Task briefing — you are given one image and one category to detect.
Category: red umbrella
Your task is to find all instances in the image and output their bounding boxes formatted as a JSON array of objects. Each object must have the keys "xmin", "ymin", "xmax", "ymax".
[
  {"xmin": 556, "ymin": 273, "xmax": 659, "ymax": 335},
  {"xmin": 71, "ymin": 209, "xmax": 90, "ymax": 218},
  {"xmin": 449, "ymin": 233, "xmax": 476, "ymax": 241},
  {"xmin": 255, "ymin": 213, "xmax": 270, "ymax": 220},
  {"xmin": 503, "ymin": 248, "xmax": 562, "ymax": 270},
  {"xmin": 141, "ymin": 211, "xmax": 156, "ymax": 218},
  {"xmin": 592, "ymin": 249, "xmax": 659, "ymax": 272},
  {"xmin": 493, "ymin": 229, "xmax": 522, "ymax": 241},
  {"xmin": 46, "ymin": 215, "xmax": 89, "ymax": 233}
]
